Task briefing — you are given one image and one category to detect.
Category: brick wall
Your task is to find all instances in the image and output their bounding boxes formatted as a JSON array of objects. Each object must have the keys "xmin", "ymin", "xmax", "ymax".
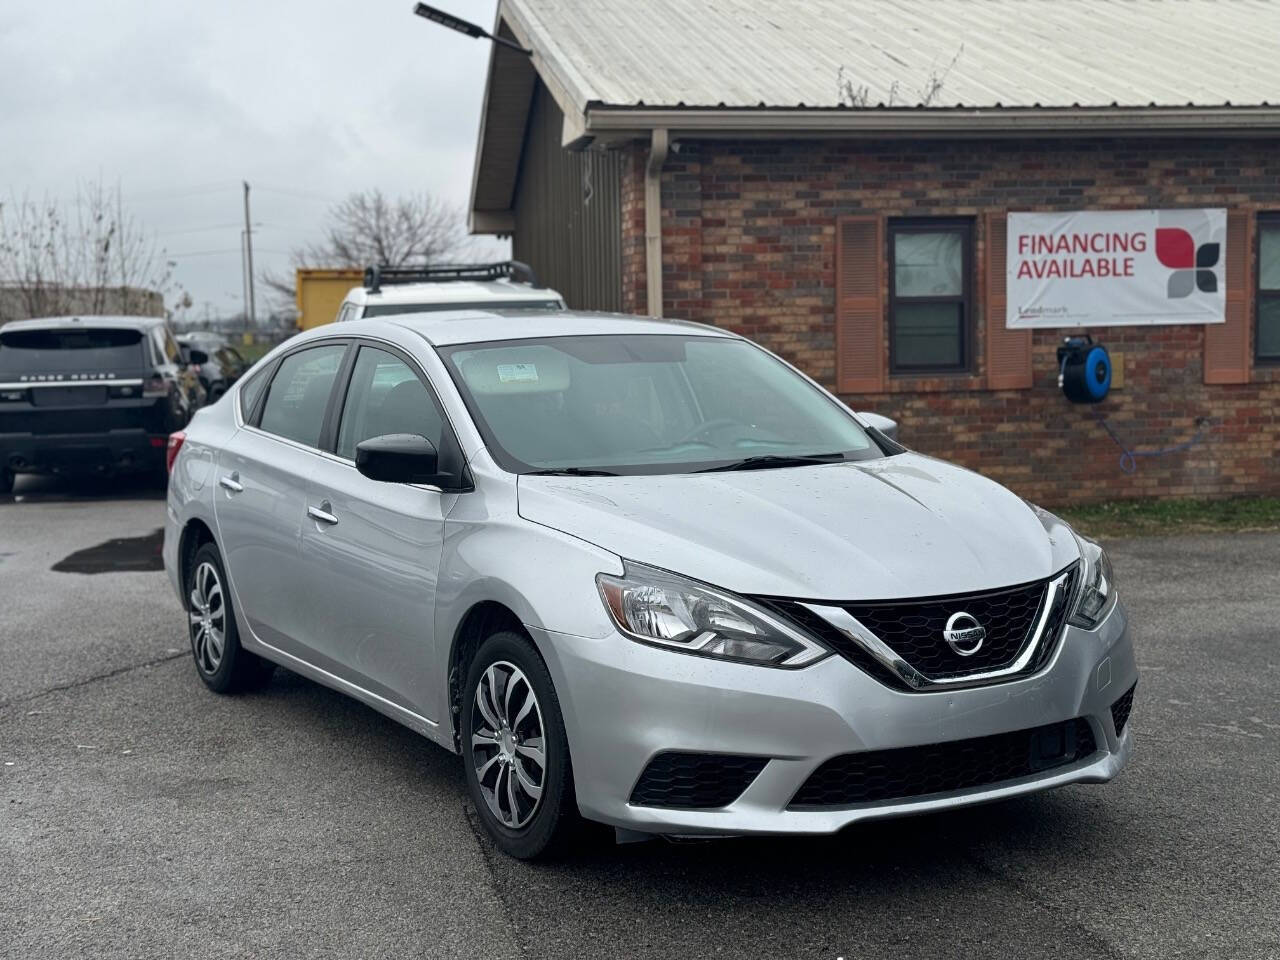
[{"xmin": 618, "ymin": 137, "xmax": 1280, "ymax": 506}]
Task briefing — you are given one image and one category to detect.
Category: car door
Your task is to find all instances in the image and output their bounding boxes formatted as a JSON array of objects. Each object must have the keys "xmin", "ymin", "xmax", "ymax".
[
  {"xmin": 297, "ymin": 342, "xmax": 455, "ymax": 722},
  {"xmin": 214, "ymin": 341, "xmax": 350, "ymax": 660}
]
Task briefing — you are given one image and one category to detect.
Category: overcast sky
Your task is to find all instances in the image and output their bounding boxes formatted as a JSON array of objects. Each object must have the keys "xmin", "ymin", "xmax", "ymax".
[{"xmin": 0, "ymin": 0, "xmax": 505, "ymax": 319}]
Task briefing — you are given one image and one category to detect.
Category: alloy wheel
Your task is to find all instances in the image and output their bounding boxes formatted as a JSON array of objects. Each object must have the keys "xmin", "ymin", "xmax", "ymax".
[
  {"xmin": 470, "ymin": 660, "xmax": 546, "ymax": 829},
  {"xmin": 189, "ymin": 560, "xmax": 226, "ymax": 674}
]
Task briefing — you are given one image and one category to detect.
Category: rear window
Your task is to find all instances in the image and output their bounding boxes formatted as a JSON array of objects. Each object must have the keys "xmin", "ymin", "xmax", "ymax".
[
  {"xmin": 361, "ymin": 300, "xmax": 564, "ymax": 318},
  {"xmin": 0, "ymin": 328, "xmax": 147, "ymax": 374}
]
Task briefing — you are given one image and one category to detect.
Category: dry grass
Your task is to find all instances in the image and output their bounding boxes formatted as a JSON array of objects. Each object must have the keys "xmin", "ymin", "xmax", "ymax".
[{"xmin": 1056, "ymin": 497, "xmax": 1280, "ymax": 538}]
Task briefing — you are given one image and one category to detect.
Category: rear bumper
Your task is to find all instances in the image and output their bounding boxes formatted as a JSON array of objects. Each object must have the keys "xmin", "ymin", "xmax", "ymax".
[
  {"xmin": 0, "ymin": 428, "xmax": 166, "ymax": 474},
  {"xmin": 531, "ymin": 599, "xmax": 1136, "ymax": 837}
]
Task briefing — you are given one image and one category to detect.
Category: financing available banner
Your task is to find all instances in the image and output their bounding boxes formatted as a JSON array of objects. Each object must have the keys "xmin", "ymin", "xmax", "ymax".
[{"xmin": 1007, "ymin": 209, "xmax": 1227, "ymax": 328}]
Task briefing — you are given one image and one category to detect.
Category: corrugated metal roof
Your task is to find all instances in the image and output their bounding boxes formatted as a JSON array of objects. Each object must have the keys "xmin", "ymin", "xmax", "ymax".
[{"xmin": 506, "ymin": 0, "xmax": 1280, "ymax": 110}]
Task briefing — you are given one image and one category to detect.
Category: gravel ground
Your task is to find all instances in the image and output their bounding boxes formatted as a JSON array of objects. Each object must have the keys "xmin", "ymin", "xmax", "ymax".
[{"xmin": 2, "ymin": 474, "xmax": 1277, "ymax": 959}]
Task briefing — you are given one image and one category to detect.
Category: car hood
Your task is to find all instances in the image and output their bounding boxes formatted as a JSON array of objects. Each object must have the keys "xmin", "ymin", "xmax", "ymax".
[{"xmin": 516, "ymin": 453, "xmax": 1078, "ymax": 600}]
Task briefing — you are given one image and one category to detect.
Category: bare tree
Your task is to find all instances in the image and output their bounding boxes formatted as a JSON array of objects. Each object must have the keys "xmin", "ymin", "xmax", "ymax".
[
  {"xmin": 261, "ymin": 189, "xmax": 473, "ymax": 303},
  {"xmin": 0, "ymin": 181, "xmax": 172, "ymax": 322}
]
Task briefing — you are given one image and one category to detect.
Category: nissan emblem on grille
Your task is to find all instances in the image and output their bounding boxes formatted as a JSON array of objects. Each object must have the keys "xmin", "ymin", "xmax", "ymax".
[{"xmin": 943, "ymin": 611, "xmax": 986, "ymax": 656}]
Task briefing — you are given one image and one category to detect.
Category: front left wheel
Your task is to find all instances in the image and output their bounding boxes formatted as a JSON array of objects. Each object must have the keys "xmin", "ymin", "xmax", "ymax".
[
  {"xmin": 186, "ymin": 542, "xmax": 274, "ymax": 693},
  {"xmin": 461, "ymin": 631, "xmax": 580, "ymax": 859}
]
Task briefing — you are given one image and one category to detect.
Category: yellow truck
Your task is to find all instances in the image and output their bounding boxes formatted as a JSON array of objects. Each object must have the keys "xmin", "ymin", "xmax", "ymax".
[{"xmin": 294, "ymin": 268, "xmax": 362, "ymax": 330}]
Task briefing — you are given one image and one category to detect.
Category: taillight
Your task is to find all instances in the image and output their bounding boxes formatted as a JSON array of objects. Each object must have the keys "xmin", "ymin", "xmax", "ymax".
[
  {"xmin": 166, "ymin": 431, "xmax": 186, "ymax": 473},
  {"xmin": 143, "ymin": 373, "xmax": 169, "ymax": 398}
]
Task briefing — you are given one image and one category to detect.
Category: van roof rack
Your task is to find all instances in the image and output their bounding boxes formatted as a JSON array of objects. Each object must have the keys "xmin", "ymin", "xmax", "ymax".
[{"xmin": 362, "ymin": 260, "xmax": 540, "ymax": 294}]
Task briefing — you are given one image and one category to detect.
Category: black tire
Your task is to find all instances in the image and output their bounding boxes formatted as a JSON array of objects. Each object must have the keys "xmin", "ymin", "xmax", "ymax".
[
  {"xmin": 462, "ymin": 630, "xmax": 581, "ymax": 859},
  {"xmin": 0, "ymin": 467, "xmax": 13, "ymax": 495},
  {"xmin": 186, "ymin": 542, "xmax": 274, "ymax": 694}
]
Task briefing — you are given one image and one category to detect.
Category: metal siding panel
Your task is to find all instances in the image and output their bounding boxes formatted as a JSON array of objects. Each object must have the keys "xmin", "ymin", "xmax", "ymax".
[{"xmin": 512, "ymin": 84, "xmax": 622, "ymax": 311}]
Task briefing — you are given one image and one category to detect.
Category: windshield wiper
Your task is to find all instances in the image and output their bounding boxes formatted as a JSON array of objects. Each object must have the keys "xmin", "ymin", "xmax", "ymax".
[
  {"xmin": 697, "ymin": 453, "xmax": 848, "ymax": 473},
  {"xmin": 524, "ymin": 467, "xmax": 621, "ymax": 477}
]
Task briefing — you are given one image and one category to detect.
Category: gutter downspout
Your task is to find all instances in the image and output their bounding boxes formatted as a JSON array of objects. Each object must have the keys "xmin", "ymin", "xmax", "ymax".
[{"xmin": 644, "ymin": 128, "xmax": 670, "ymax": 317}]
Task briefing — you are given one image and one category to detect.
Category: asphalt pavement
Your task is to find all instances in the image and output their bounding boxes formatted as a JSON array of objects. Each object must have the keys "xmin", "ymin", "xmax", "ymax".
[{"xmin": 2, "ymin": 474, "xmax": 1277, "ymax": 959}]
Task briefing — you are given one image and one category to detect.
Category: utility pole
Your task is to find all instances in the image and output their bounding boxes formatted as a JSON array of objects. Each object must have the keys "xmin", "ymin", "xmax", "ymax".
[{"xmin": 242, "ymin": 181, "xmax": 257, "ymax": 331}]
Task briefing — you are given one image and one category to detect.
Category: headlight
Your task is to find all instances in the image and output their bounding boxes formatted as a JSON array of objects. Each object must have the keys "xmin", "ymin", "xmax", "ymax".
[
  {"xmin": 1069, "ymin": 534, "xmax": 1117, "ymax": 629},
  {"xmin": 596, "ymin": 563, "xmax": 829, "ymax": 668}
]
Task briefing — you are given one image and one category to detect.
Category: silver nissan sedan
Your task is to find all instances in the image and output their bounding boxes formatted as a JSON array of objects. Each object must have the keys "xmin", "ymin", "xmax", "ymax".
[{"xmin": 163, "ymin": 310, "xmax": 1135, "ymax": 859}]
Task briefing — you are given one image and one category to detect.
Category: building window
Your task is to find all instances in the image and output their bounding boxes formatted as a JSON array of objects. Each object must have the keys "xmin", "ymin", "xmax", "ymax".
[
  {"xmin": 889, "ymin": 219, "xmax": 972, "ymax": 373},
  {"xmin": 1258, "ymin": 215, "xmax": 1280, "ymax": 364}
]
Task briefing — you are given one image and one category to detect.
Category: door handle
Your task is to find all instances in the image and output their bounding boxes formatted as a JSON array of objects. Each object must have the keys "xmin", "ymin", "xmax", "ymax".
[
  {"xmin": 218, "ymin": 472, "xmax": 244, "ymax": 493},
  {"xmin": 307, "ymin": 502, "xmax": 339, "ymax": 525}
]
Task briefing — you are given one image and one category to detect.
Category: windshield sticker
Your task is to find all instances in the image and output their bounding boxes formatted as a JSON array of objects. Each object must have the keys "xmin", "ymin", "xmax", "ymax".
[{"xmin": 496, "ymin": 363, "xmax": 538, "ymax": 383}]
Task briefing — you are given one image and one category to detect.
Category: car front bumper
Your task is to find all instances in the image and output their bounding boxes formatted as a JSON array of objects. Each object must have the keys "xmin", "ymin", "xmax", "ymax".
[{"xmin": 530, "ymin": 600, "xmax": 1136, "ymax": 836}]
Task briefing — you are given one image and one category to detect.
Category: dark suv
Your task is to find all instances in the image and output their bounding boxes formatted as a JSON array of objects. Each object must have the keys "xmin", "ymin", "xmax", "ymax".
[{"xmin": 0, "ymin": 315, "xmax": 205, "ymax": 492}]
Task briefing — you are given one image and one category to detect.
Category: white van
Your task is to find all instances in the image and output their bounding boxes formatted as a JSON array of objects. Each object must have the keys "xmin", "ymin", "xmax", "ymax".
[{"xmin": 334, "ymin": 261, "xmax": 566, "ymax": 323}]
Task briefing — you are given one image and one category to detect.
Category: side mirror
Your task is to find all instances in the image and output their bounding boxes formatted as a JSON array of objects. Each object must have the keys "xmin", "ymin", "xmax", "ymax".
[
  {"xmin": 355, "ymin": 434, "xmax": 444, "ymax": 485},
  {"xmin": 857, "ymin": 411, "xmax": 899, "ymax": 442},
  {"xmin": 187, "ymin": 349, "xmax": 209, "ymax": 365}
]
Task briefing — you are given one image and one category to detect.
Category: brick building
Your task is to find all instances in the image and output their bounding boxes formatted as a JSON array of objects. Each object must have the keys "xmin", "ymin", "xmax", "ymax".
[{"xmin": 467, "ymin": 0, "xmax": 1280, "ymax": 505}]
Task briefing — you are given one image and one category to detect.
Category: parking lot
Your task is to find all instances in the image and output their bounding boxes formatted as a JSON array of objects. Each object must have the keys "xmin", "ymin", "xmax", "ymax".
[{"xmin": 2, "ymin": 477, "xmax": 1278, "ymax": 960}]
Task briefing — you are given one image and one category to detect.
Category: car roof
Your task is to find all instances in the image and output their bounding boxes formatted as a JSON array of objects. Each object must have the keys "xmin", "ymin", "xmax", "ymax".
[
  {"xmin": 0, "ymin": 314, "xmax": 168, "ymax": 333},
  {"xmin": 335, "ymin": 308, "xmax": 735, "ymax": 347},
  {"xmin": 346, "ymin": 279, "xmax": 564, "ymax": 306}
]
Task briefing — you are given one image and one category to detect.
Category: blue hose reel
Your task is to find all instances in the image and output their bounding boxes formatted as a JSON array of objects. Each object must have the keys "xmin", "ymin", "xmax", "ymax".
[{"xmin": 1057, "ymin": 336, "xmax": 1112, "ymax": 404}]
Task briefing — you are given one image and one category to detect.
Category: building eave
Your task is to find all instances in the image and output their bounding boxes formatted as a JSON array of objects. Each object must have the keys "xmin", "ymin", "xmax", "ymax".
[{"xmin": 580, "ymin": 105, "xmax": 1280, "ymax": 143}]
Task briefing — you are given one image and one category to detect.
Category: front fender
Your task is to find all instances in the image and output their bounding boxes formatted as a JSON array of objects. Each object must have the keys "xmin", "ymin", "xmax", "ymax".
[{"xmin": 434, "ymin": 486, "xmax": 622, "ymax": 749}]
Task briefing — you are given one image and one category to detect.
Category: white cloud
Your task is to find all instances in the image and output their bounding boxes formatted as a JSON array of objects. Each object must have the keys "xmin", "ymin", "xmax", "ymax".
[{"xmin": 0, "ymin": 0, "xmax": 506, "ymax": 315}]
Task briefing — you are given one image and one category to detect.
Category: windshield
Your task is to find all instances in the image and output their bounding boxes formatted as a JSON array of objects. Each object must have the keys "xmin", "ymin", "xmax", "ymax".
[
  {"xmin": 438, "ymin": 334, "xmax": 881, "ymax": 475},
  {"xmin": 363, "ymin": 300, "xmax": 563, "ymax": 318},
  {"xmin": 0, "ymin": 328, "xmax": 147, "ymax": 375}
]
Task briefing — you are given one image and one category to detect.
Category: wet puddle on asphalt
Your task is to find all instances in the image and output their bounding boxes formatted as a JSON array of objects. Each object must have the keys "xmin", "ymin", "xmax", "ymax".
[{"xmin": 52, "ymin": 528, "xmax": 165, "ymax": 574}]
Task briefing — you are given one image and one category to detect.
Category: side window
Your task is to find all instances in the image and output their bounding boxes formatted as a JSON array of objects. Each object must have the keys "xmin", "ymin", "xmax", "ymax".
[
  {"xmin": 257, "ymin": 344, "xmax": 347, "ymax": 448},
  {"xmin": 162, "ymin": 329, "xmax": 183, "ymax": 364},
  {"xmin": 237, "ymin": 363, "xmax": 272, "ymax": 421},
  {"xmin": 149, "ymin": 328, "xmax": 168, "ymax": 366},
  {"xmin": 336, "ymin": 347, "xmax": 444, "ymax": 460}
]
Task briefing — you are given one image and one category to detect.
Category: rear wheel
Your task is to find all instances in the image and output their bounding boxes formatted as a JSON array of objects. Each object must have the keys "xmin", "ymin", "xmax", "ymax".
[
  {"xmin": 187, "ymin": 542, "xmax": 274, "ymax": 693},
  {"xmin": 462, "ymin": 631, "xmax": 580, "ymax": 859}
]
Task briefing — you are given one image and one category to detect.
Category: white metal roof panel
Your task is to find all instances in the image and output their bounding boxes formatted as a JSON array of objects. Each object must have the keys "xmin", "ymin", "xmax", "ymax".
[{"xmin": 505, "ymin": 0, "xmax": 1280, "ymax": 110}]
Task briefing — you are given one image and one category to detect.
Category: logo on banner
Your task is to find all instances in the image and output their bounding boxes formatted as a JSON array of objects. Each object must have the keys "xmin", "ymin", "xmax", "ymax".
[{"xmin": 1155, "ymin": 228, "xmax": 1220, "ymax": 298}]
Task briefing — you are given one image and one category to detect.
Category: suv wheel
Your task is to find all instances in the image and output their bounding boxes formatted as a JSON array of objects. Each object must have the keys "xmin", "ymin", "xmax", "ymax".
[
  {"xmin": 462, "ymin": 631, "xmax": 580, "ymax": 859},
  {"xmin": 187, "ymin": 542, "xmax": 274, "ymax": 693}
]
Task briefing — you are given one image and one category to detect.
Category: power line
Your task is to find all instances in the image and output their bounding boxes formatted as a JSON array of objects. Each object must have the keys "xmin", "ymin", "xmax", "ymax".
[
  {"xmin": 254, "ymin": 184, "xmax": 340, "ymax": 204},
  {"xmin": 167, "ymin": 247, "xmax": 290, "ymax": 258},
  {"xmin": 157, "ymin": 221, "xmax": 263, "ymax": 237},
  {"xmin": 127, "ymin": 181, "xmax": 239, "ymax": 202}
]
